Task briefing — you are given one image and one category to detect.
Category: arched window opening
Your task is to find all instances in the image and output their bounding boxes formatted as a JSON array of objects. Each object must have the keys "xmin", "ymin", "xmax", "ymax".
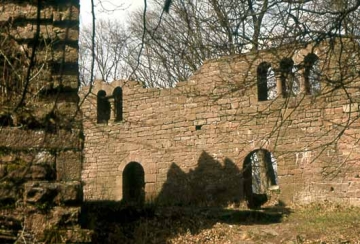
[
  {"xmin": 113, "ymin": 87, "xmax": 123, "ymax": 122},
  {"xmin": 122, "ymin": 162, "xmax": 145, "ymax": 204},
  {"xmin": 97, "ymin": 90, "xmax": 110, "ymax": 124},
  {"xmin": 243, "ymin": 149, "xmax": 278, "ymax": 209},
  {"xmin": 257, "ymin": 62, "xmax": 276, "ymax": 101},
  {"xmin": 279, "ymin": 58, "xmax": 294, "ymax": 97},
  {"xmin": 304, "ymin": 53, "xmax": 320, "ymax": 95}
]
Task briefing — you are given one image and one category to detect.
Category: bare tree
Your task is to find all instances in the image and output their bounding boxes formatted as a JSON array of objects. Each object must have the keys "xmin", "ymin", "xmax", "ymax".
[
  {"xmin": 121, "ymin": 0, "xmax": 359, "ymax": 87},
  {"xmin": 79, "ymin": 19, "xmax": 130, "ymax": 84}
]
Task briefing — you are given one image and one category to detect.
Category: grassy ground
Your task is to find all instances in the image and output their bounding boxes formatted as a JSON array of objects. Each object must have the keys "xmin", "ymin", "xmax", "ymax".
[{"xmin": 82, "ymin": 202, "xmax": 360, "ymax": 243}]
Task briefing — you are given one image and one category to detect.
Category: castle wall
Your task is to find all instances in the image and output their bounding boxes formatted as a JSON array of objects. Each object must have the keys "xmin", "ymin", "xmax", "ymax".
[
  {"xmin": 81, "ymin": 40, "xmax": 360, "ymax": 207},
  {"xmin": 0, "ymin": 0, "xmax": 89, "ymax": 242}
]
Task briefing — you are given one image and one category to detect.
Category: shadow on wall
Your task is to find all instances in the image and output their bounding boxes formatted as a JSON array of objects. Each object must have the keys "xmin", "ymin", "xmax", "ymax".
[
  {"xmin": 107, "ymin": 150, "xmax": 279, "ymax": 208},
  {"xmin": 155, "ymin": 151, "xmax": 243, "ymax": 207},
  {"xmin": 155, "ymin": 150, "xmax": 279, "ymax": 209},
  {"xmin": 80, "ymin": 150, "xmax": 288, "ymax": 244}
]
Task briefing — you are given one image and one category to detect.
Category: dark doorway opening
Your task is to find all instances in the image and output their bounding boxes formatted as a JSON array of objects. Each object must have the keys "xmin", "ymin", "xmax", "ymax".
[
  {"xmin": 243, "ymin": 149, "xmax": 278, "ymax": 209},
  {"xmin": 122, "ymin": 162, "xmax": 145, "ymax": 204}
]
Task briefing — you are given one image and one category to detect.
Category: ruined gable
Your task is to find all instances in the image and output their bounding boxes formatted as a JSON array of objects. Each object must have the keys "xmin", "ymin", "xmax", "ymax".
[{"xmin": 81, "ymin": 39, "xmax": 360, "ymax": 207}]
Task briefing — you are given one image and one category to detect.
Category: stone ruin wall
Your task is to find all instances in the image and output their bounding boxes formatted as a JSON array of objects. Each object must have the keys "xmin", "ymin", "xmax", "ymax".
[
  {"xmin": 81, "ymin": 39, "xmax": 360, "ymax": 207},
  {"xmin": 0, "ymin": 0, "xmax": 89, "ymax": 242}
]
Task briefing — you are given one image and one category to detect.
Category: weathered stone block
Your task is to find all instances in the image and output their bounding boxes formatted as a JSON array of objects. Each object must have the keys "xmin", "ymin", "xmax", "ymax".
[
  {"xmin": 0, "ymin": 215, "xmax": 22, "ymax": 243},
  {"xmin": 24, "ymin": 181, "xmax": 82, "ymax": 205},
  {"xmin": 0, "ymin": 182, "xmax": 21, "ymax": 205},
  {"xmin": 343, "ymin": 103, "xmax": 359, "ymax": 113},
  {"xmin": 24, "ymin": 207, "xmax": 90, "ymax": 242},
  {"xmin": 56, "ymin": 151, "xmax": 82, "ymax": 181},
  {"xmin": 0, "ymin": 164, "xmax": 6, "ymax": 178},
  {"xmin": 5, "ymin": 161, "xmax": 55, "ymax": 181},
  {"xmin": 27, "ymin": 165, "xmax": 55, "ymax": 180}
]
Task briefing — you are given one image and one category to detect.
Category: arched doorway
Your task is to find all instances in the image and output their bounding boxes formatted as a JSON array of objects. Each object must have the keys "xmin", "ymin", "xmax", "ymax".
[
  {"xmin": 122, "ymin": 162, "xmax": 145, "ymax": 204},
  {"xmin": 243, "ymin": 149, "xmax": 278, "ymax": 209}
]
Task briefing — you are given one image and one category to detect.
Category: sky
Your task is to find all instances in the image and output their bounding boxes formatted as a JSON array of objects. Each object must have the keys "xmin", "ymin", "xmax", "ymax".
[{"xmin": 80, "ymin": 0, "xmax": 145, "ymax": 26}]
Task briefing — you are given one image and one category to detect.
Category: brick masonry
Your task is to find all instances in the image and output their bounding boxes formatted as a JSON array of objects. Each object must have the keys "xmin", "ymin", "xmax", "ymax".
[
  {"xmin": 81, "ymin": 39, "xmax": 360, "ymax": 207},
  {"xmin": 0, "ymin": 0, "xmax": 90, "ymax": 242}
]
